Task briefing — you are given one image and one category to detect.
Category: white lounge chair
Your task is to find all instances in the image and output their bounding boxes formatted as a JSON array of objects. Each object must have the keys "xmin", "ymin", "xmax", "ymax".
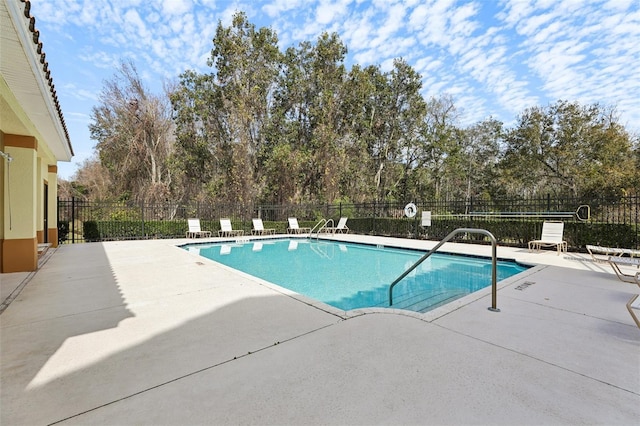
[
  {"xmin": 586, "ymin": 245, "xmax": 640, "ymax": 262},
  {"xmin": 607, "ymin": 256, "xmax": 640, "ymax": 284},
  {"xmin": 421, "ymin": 211, "xmax": 431, "ymax": 227},
  {"xmin": 323, "ymin": 217, "xmax": 349, "ymax": 234},
  {"xmin": 218, "ymin": 218, "xmax": 244, "ymax": 237},
  {"xmin": 186, "ymin": 218, "xmax": 211, "ymax": 238},
  {"xmin": 528, "ymin": 221, "xmax": 567, "ymax": 255},
  {"xmin": 252, "ymin": 218, "xmax": 275, "ymax": 235},
  {"xmin": 287, "ymin": 217, "xmax": 310, "ymax": 234}
]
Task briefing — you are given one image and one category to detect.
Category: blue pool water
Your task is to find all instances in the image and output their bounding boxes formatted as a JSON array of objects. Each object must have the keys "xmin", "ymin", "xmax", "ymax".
[{"xmin": 183, "ymin": 238, "xmax": 529, "ymax": 313}]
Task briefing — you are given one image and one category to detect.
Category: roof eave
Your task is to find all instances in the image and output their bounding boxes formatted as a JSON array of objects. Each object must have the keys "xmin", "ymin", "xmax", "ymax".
[{"xmin": 2, "ymin": 0, "xmax": 73, "ymax": 161}]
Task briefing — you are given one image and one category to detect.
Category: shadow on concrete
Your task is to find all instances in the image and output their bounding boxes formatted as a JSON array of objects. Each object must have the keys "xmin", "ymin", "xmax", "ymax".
[
  {"xmin": 0, "ymin": 243, "xmax": 134, "ymax": 424},
  {"xmin": 3, "ymin": 291, "xmax": 337, "ymax": 425}
]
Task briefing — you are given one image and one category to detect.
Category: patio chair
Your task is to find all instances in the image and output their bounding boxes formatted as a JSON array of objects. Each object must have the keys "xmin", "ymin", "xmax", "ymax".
[
  {"xmin": 586, "ymin": 245, "xmax": 640, "ymax": 262},
  {"xmin": 218, "ymin": 218, "xmax": 244, "ymax": 237},
  {"xmin": 252, "ymin": 218, "xmax": 275, "ymax": 235},
  {"xmin": 528, "ymin": 221, "xmax": 567, "ymax": 255},
  {"xmin": 607, "ymin": 256, "xmax": 640, "ymax": 284},
  {"xmin": 323, "ymin": 217, "xmax": 349, "ymax": 234},
  {"xmin": 421, "ymin": 211, "xmax": 431, "ymax": 227},
  {"xmin": 287, "ymin": 217, "xmax": 311, "ymax": 234},
  {"xmin": 186, "ymin": 218, "xmax": 211, "ymax": 238}
]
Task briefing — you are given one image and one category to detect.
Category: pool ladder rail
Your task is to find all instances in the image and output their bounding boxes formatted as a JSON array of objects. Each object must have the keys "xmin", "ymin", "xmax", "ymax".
[
  {"xmin": 388, "ymin": 228, "xmax": 500, "ymax": 312},
  {"xmin": 310, "ymin": 218, "xmax": 334, "ymax": 239}
]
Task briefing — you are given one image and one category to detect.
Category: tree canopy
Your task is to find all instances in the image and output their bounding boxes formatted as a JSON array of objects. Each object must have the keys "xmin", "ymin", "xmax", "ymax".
[{"xmin": 78, "ymin": 12, "xmax": 639, "ymax": 204}]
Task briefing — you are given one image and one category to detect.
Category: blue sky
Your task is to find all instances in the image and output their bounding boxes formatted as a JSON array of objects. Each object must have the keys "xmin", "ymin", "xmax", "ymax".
[{"xmin": 31, "ymin": 0, "xmax": 640, "ymax": 179}]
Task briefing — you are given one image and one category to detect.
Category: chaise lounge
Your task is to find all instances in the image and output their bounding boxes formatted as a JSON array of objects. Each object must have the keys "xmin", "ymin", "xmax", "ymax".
[
  {"xmin": 609, "ymin": 257, "xmax": 640, "ymax": 328},
  {"xmin": 586, "ymin": 245, "xmax": 640, "ymax": 262},
  {"xmin": 607, "ymin": 256, "xmax": 640, "ymax": 284}
]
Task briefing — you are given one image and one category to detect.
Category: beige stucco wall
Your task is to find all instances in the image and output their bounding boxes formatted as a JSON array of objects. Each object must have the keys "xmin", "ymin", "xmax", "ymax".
[
  {"xmin": 48, "ymin": 165, "xmax": 58, "ymax": 246},
  {"xmin": 1, "ymin": 131, "xmax": 4, "ymax": 243},
  {"xmin": 4, "ymin": 142, "xmax": 37, "ymax": 240},
  {"xmin": 1, "ymin": 127, "xmax": 65, "ymax": 271},
  {"xmin": 1, "ymin": 136, "xmax": 38, "ymax": 272}
]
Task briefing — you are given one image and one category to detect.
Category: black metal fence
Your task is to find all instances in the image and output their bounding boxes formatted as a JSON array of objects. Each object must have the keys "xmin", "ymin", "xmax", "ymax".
[{"xmin": 57, "ymin": 195, "xmax": 640, "ymax": 250}]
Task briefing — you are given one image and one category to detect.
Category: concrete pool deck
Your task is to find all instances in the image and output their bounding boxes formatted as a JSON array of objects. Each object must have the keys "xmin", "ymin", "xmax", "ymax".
[{"xmin": 1, "ymin": 235, "xmax": 639, "ymax": 425}]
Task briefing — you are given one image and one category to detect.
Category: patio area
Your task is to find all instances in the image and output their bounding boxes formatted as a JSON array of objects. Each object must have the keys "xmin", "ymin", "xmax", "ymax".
[{"xmin": 1, "ymin": 235, "xmax": 639, "ymax": 425}]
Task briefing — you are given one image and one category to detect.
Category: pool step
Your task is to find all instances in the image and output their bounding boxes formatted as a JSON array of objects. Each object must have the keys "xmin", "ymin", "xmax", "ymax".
[
  {"xmin": 335, "ymin": 282, "xmax": 467, "ymax": 313},
  {"xmin": 390, "ymin": 289, "xmax": 467, "ymax": 313},
  {"xmin": 332, "ymin": 265, "xmax": 490, "ymax": 313}
]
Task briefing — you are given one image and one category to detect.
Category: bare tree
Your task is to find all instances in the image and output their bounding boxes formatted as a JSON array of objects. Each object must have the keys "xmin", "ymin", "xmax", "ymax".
[{"xmin": 89, "ymin": 61, "xmax": 175, "ymax": 203}]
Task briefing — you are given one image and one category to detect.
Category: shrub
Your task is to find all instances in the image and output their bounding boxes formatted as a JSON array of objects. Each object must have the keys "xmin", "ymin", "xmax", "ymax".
[
  {"xmin": 57, "ymin": 221, "xmax": 69, "ymax": 244},
  {"xmin": 83, "ymin": 221, "xmax": 101, "ymax": 242}
]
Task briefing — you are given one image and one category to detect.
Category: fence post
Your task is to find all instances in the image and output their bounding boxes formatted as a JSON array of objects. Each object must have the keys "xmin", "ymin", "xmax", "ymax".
[
  {"xmin": 57, "ymin": 197, "xmax": 61, "ymax": 245},
  {"xmin": 140, "ymin": 201, "xmax": 145, "ymax": 239},
  {"xmin": 71, "ymin": 196, "xmax": 75, "ymax": 244},
  {"xmin": 372, "ymin": 201, "xmax": 376, "ymax": 234},
  {"xmin": 414, "ymin": 205, "xmax": 419, "ymax": 238},
  {"xmin": 636, "ymin": 195, "xmax": 639, "ymax": 250}
]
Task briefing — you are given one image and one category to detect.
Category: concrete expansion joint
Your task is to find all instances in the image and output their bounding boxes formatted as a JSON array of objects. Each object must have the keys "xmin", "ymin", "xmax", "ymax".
[
  {"xmin": 1, "ymin": 248, "xmax": 57, "ymax": 315},
  {"xmin": 435, "ymin": 322, "xmax": 640, "ymax": 397},
  {"xmin": 0, "ymin": 270, "xmax": 38, "ymax": 316},
  {"xmin": 345, "ymin": 308, "xmax": 434, "ymax": 324},
  {"xmin": 504, "ymin": 294, "xmax": 624, "ymax": 323},
  {"xmin": 47, "ymin": 321, "xmax": 342, "ymax": 424}
]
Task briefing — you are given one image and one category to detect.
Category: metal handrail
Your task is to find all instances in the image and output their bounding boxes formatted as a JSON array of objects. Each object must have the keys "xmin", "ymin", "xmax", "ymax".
[
  {"xmin": 310, "ymin": 219, "xmax": 332, "ymax": 239},
  {"xmin": 429, "ymin": 205, "xmax": 590, "ymax": 222},
  {"xmin": 388, "ymin": 228, "xmax": 500, "ymax": 312}
]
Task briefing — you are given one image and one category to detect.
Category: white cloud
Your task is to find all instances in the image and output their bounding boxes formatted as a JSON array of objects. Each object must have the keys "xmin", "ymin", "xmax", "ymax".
[
  {"xmin": 66, "ymin": 111, "xmax": 92, "ymax": 122},
  {"xmin": 517, "ymin": 12, "xmax": 554, "ymax": 36},
  {"xmin": 449, "ymin": 2, "xmax": 479, "ymax": 35},
  {"xmin": 262, "ymin": 0, "xmax": 305, "ymax": 17},
  {"xmin": 497, "ymin": 0, "xmax": 535, "ymax": 27},
  {"xmin": 342, "ymin": 14, "xmax": 374, "ymax": 50},
  {"xmin": 123, "ymin": 9, "xmax": 149, "ymax": 38},
  {"xmin": 407, "ymin": 3, "xmax": 428, "ymax": 30},
  {"xmin": 377, "ymin": 3, "xmax": 407, "ymax": 39},
  {"xmin": 315, "ymin": 0, "xmax": 351, "ymax": 24},
  {"xmin": 379, "ymin": 57, "xmax": 395, "ymax": 71},
  {"xmin": 78, "ymin": 50, "xmax": 120, "ymax": 70},
  {"xmin": 162, "ymin": 0, "xmax": 193, "ymax": 16},
  {"xmin": 604, "ymin": 0, "xmax": 634, "ymax": 11},
  {"xmin": 34, "ymin": 0, "xmax": 82, "ymax": 25}
]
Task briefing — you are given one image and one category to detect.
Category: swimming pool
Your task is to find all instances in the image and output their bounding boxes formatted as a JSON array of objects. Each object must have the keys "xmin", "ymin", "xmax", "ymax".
[{"xmin": 183, "ymin": 238, "xmax": 529, "ymax": 313}]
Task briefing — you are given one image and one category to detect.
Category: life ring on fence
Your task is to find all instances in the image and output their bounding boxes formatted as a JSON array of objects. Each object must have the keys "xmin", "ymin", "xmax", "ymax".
[{"xmin": 404, "ymin": 202, "xmax": 417, "ymax": 218}]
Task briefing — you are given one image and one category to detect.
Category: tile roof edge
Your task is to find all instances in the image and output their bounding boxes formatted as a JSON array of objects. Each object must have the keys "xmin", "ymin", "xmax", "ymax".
[{"xmin": 19, "ymin": 0, "xmax": 74, "ymax": 156}]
